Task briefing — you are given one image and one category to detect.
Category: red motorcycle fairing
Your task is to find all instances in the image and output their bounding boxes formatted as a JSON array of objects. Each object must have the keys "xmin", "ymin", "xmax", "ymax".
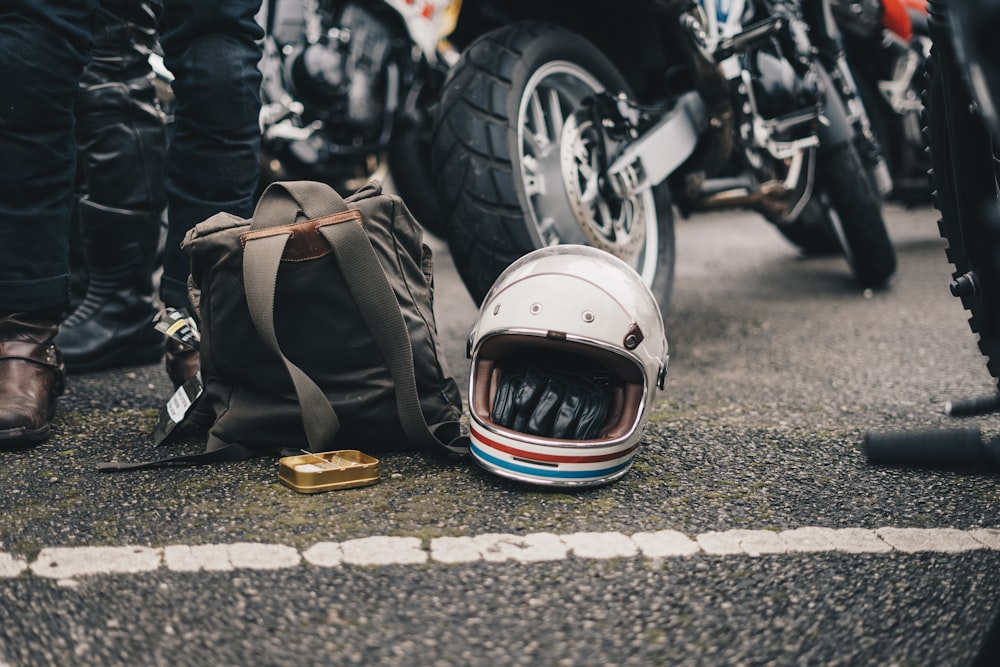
[{"xmin": 882, "ymin": 0, "xmax": 914, "ymax": 40}]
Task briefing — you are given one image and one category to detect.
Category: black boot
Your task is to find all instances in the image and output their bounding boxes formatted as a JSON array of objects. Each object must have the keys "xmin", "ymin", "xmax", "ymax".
[
  {"xmin": 0, "ymin": 310, "xmax": 66, "ymax": 446},
  {"xmin": 57, "ymin": 2, "xmax": 168, "ymax": 373},
  {"xmin": 68, "ymin": 177, "xmax": 89, "ymax": 311},
  {"xmin": 56, "ymin": 200, "xmax": 164, "ymax": 372}
]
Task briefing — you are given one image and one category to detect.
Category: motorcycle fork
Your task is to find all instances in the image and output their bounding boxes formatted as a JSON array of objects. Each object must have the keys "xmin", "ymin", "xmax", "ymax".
[{"xmin": 804, "ymin": 0, "xmax": 894, "ymax": 195}]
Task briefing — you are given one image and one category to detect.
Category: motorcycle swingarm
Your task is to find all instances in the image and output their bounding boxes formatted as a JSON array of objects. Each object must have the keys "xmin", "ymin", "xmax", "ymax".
[{"xmin": 605, "ymin": 91, "xmax": 707, "ymax": 199}]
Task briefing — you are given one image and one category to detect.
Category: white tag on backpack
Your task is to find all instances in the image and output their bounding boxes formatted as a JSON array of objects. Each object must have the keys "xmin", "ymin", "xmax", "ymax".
[{"xmin": 151, "ymin": 371, "xmax": 204, "ymax": 446}]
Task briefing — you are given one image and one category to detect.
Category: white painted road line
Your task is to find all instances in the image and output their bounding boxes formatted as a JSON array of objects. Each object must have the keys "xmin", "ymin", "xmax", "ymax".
[
  {"xmin": 562, "ymin": 531, "xmax": 639, "ymax": 559},
  {"xmin": 2, "ymin": 527, "xmax": 999, "ymax": 580},
  {"xmin": 32, "ymin": 546, "xmax": 161, "ymax": 579},
  {"xmin": 972, "ymin": 529, "xmax": 1000, "ymax": 549},
  {"xmin": 342, "ymin": 536, "xmax": 427, "ymax": 565},
  {"xmin": 0, "ymin": 552, "xmax": 27, "ymax": 578},
  {"xmin": 163, "ymin": 543, "xmax": 301, "ymax": 572},
  {"xmin": 876, "ymin": 528, "xmax": 986, "ymax": 553}
]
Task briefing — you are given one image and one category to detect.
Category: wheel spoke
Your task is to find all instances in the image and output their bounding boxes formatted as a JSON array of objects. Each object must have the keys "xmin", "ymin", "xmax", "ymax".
[
  {"xmin": 613, "ymin": 203, "xmax": 632, "ymax": 239},
  {"xmin": 528, "ymin": 90, "xmax": 552, "ymax": 153},
  {"xmin": 575, "ymin": 142, "xmax": 600, "ymax": 205},
  {"xmin": 521, "ymin": 155, "xmax": 545, "ymax": 197},
  {"xmin": 595, "ymin": 200, "xmax": 613, "ymax": 236},
  {"xmin": 546, "ymin": 87, "xmax": 564, "ymax": 139}
]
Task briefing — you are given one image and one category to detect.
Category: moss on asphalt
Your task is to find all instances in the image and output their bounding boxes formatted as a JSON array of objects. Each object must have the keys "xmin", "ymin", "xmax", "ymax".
[{"xmin": 4, "ymin": 397, "xmax": 1000, "ymax": 562}]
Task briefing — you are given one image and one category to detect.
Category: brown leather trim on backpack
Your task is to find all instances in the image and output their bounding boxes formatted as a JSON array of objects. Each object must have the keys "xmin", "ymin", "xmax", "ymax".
[{"xmin": 239, "ymin": 209, "xmax": 363, "ymax": 262}]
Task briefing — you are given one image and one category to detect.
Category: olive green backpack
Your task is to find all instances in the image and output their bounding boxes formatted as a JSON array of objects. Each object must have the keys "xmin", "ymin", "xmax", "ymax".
[{"xmin": 101, "ymin": 179, "xmax": 468, "ymax": 470}]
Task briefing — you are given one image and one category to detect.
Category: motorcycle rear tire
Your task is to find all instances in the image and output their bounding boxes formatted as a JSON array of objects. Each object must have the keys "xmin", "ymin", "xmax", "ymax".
[
  {"xmin": 816, "ymin": 142, "xmax": 897, "ymax": 287},
  {"xmin": 430, "ymin": 22, "xmax": 675, "ymax": 309}
]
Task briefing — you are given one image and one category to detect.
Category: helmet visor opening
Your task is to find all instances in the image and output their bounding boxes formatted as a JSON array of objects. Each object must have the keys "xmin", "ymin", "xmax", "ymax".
[{"xmin": 472, "ymin": 335, "xmax": 644, "ymax": 442}]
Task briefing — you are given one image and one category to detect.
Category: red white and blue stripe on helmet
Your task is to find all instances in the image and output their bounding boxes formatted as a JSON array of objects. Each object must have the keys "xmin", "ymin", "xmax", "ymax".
[{"xmin": 469, "ymin": 422, "xmax": 638, "ymax": 486}]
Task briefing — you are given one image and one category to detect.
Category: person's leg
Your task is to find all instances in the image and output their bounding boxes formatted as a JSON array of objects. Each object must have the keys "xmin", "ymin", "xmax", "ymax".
[
  {"xmin": 56, "ymin": 0, "xmax": 169, "ymax": 373},
  {"xmin": 0, "ymin": 0, "xmax": 97, "ymax": 311},
  {"xmin": 0, "ymin": 0, "xmax": 97, "ymax": 444},
  {"xmin": 157, "ymin": 0, "xmax": 263, "ymax": 310},
  {"xmin": 157, "ymin": 0, "xmax": 263, "ymax": 386}
]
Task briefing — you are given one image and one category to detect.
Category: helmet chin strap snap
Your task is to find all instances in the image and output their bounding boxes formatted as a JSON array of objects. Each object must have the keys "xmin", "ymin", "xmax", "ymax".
[{"xmin": 623, "ymin": 323, "xmax": 644, "ymax": 349}]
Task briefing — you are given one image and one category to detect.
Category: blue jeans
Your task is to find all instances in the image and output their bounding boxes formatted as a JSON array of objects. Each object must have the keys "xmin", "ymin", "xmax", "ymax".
[{"xmin": 0, "ymin": 0, "xmax": 263, "ymax": 312}]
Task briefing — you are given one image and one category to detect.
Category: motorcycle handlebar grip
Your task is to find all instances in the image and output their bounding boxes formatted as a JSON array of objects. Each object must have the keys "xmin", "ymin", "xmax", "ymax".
[
  {"xmin": 863, "ymin": 428, "xmax": 985, "ymax": 465},
  {"xmin": 945, "ymin": 394, "xmax": 1000, "ymax": 417}
]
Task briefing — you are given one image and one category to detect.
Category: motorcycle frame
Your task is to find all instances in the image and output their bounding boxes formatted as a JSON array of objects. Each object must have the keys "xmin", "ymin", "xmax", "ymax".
[{"xmin": 698, "ymin": 0, "xmax": 751, "ymax": 49}]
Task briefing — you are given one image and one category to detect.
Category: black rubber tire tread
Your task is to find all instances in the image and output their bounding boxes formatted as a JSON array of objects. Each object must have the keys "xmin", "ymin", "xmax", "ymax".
[
  {"xmin": 774, "ymin": 196, "xmax": 843, "ymax": 256},
  {"xmin": 430, "ymin": 21, "xmax": 674, "ymax": 307},
  {"xmin": 816, "ymin": 142, "xmax": 897, "ymax": 287},
  {"xmin": 924, "ymin": 44, "xmax": 1000, "ymax": 387},
  {"xmin": 389, "ymin": 123, "xmax": 446, "ymax": 238}
]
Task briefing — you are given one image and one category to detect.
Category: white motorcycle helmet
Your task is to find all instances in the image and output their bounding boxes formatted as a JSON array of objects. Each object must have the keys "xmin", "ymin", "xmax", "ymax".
[{"xmin": 467, "ymin": 245, "xmax": 669, "ymax": 487}]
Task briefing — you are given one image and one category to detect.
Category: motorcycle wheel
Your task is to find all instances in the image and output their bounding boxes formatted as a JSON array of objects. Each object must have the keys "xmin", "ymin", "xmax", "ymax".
[
  {"xmin": 924, "ymin": 45, "xmax": 1000, "ymax": 385},
  {"xmin": 430, "ymin": 22, "xmax": 675, "ymax": 309},
  {"xmin": 389, "ymin": 122, "xmax": 445, "ymax": 238},
  {"xmin": 774, "ymin": 74, "xmax": 896, "ymax": 259},
  {"xmin": 815, "ymin": 141, "xmax": 897, "ymax": 287},
  {"xmin": 773, "ymin": 197, "xmax": 843, "ymax": 257}
]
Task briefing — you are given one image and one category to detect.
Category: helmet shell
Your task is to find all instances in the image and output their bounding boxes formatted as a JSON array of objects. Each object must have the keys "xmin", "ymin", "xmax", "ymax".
[{"xmin": 467, "ymin": 245, "xmax": 669, "ymax": 487}]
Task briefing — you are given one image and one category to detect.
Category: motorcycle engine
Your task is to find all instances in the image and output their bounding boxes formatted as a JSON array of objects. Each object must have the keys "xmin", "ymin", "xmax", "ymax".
[
  {"xmin": 286, "ymin": 3, "xmax": 392, "ymax": 129},
  {"xmin": 749, "ymin": 50, "xmax": 818, "ymax": 124},
  {"xmin": 261, "ymin": 1, "xmax": 398, "ymax": 171}
]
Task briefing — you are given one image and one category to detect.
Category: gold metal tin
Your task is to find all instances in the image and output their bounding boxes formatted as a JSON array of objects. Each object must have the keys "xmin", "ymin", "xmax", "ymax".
[{"xmin": 278, "ymin": 450, "xmax": 380, "ymax": 493}]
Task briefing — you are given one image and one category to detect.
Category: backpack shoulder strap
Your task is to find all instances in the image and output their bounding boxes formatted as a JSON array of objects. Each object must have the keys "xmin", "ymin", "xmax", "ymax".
[
  {"xmin": 97, "ymin": 442, "xmax": 257, "ymax": 471},
  {"xmin": 243, "ymin": 231, "xmax": 343, "ymax": 451},
  {"xmin": 241, "ymin": 194, "xmax": 466, "ymax": 456},
  {"xmin": 315, "ymin": 215, "xmax": 468, "ymax": 456}
]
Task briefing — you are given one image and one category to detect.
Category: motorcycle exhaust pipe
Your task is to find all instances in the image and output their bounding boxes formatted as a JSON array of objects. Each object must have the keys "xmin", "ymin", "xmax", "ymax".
[{"xmin": 685, "ymin": 177, "xmax": 787, "ymax": 210}]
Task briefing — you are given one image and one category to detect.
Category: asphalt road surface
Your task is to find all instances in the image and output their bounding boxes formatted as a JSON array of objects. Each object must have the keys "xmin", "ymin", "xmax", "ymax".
[{"xmin": 2, "ymin": 202, "xmax": 1000, "ymax": 666}]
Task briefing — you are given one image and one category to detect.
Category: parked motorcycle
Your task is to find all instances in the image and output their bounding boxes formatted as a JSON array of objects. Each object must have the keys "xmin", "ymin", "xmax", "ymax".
[
  {"xmin": 834, "ymin": 0, "xmax": 931, "ymax": 204},
  {"xmin": 777, "ymin": 0, "xmax": 930, "ymax": 255},
  {"xmin": 430, "ymin": 0, "xmax": 898, "ymax": 309},
  {"xmin": 924, "ymin": 0, "xmax": 1000, "ymax": 392},
  {"xmin": 867, "ymin": 0, "xmax": 1000, "ymax": 449},
  {"xmin": 254, "ymin": 0, "xmax": 461, "ymax": 232},
  {"xmin": 863, "ymin": 4, "xmax": 1000, "ymax": 653}
]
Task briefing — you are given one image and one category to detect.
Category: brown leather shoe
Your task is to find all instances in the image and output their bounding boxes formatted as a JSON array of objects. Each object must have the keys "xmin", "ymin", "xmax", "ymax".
[
  {"xmin": 164, "ymin": 337, "xmax": 199, "ymax": 389},
  {"xmin": 0, "ymin": 311, "xmax": 66, "ymax": 446}
]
